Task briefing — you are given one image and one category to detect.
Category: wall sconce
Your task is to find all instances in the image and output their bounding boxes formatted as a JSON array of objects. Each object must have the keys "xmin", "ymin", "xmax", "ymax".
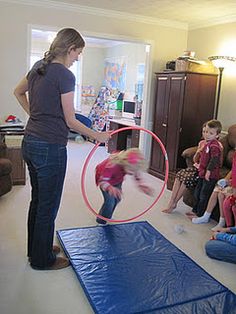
[{"xmin": 208, "ymin": 55, "xmax": 236, "ymax": 119}]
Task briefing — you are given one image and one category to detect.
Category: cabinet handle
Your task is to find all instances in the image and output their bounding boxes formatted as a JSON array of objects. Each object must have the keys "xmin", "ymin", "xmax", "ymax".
[
  {"xmin": 162, "ymin": 123, "xmax": 167, "ymax": 127},
  {"xmin": 171, "ymin": 77, "xmax": 183, "ymax": 80}
]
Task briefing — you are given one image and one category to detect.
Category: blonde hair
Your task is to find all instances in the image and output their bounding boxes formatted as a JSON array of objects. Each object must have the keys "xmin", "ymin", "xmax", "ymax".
[{"xmin": 110, "ymin": 148, "xmax": 146, "ymax": 171}]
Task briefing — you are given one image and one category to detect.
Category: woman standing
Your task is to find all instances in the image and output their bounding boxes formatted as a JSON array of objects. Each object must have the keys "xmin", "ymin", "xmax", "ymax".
[{"xmin": 14, "ymin": 28, "xmax": 110, "ymax": 270}]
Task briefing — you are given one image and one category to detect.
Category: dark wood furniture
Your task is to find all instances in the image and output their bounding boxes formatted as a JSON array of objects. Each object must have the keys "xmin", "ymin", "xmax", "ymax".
[
  {"xmin": 149, "ymin": 71, "xmax": 218, "ymax": 189},
  {"xmin": 6, "ymin": 146, "xmax": 26, "ymax": 185},
  {"xmin": 0, "ymin": 131, "xmax": 26, "ymax": 185},
  {"xmin": 107, "ymin": 119, "xmax": 140, "ymax": 153},
  {"xmin": 0, "ymin": 142, "xmax": 12, "ymax": 196}
]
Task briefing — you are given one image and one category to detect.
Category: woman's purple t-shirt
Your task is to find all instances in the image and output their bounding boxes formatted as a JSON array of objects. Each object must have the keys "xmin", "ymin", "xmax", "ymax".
[{"xmin": 25, "ymin": 61, "xmax": 75, "ymax": 145}]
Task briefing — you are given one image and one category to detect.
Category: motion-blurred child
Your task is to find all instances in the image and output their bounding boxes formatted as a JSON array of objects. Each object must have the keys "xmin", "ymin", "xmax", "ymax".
[{"xmin": 95, "ymin": 148, "xmax": 154, "ymax": 224}]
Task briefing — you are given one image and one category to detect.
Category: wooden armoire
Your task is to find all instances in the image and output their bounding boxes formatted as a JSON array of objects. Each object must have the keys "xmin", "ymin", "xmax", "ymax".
[{"xmin": 149, "ymin": 71, "xmax": 218, "ymax": 189}]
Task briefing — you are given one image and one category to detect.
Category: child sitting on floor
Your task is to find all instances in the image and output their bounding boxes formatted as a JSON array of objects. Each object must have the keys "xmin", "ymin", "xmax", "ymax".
[
  {"xmin": 95, "ymin": 148, "xmax": 154, "ymax": 225},
  {"xmin": 205, "ymin": 226, "xmax": 236, "ymax": 264}
]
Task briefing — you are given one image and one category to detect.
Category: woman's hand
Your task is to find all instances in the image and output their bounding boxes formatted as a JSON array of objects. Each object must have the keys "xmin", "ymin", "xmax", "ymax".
[{"xmin": 95, "ymin": 131, "xmax": 111, "ymax": 143}]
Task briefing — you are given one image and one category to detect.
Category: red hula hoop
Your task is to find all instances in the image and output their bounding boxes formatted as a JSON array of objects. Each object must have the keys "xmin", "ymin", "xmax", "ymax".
[{"xmin": 81, "ymin": 126, "xmax": 169, "ymax": 223}]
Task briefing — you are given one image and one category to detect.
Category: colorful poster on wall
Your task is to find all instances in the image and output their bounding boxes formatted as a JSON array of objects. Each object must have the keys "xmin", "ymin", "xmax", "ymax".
[{"xmin": 103, "ymin": 56, "xmax": 127, "ymax": 92}]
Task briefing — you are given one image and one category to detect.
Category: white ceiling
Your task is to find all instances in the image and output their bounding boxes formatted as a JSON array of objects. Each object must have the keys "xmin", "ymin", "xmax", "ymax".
[
  {"xmin": 31, "ymin": 0, "xmax": 236, "ymax": 46},
  {"xmin": 6, "ymin": 0, "xmax": 236, "ymax": 30},
  {"xmin": 53, "ymin": 0, "xmax": 236, "ymax": 30}
]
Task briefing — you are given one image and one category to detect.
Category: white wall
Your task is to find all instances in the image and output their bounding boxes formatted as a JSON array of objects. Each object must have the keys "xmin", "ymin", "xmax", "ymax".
[
  {"xmin": 82, "ymin": 46, "xmax": 105, "ymax": 94},
  {"xmin": 0, "ymin": 1, "xmax": 187, "ymax": 127},
  {"xmin": 188, "ymin": 22, "xmax": 236, "ymax": 130},
  {"xmin": 105, "ymin": 42, "xmax": 146, "ymax": 96}
]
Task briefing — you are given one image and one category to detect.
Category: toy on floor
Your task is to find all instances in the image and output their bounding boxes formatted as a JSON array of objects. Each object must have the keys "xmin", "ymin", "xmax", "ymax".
[
  {"xmin": 174, "ymin": 224, "xmax": 185, "ymax": 234},
  {"xmin": 81, "ymin": 126, "xmax": 169, "ymax": 223}
]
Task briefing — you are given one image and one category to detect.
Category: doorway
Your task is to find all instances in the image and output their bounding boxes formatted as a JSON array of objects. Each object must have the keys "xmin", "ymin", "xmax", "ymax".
[{"xmin": 29, "ymin": 25, "xmax": 151, "ymax": 154}]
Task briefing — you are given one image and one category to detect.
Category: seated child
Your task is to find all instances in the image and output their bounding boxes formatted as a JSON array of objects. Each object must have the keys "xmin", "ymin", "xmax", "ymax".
[
  {"xmin": 191, "ymin": 171, "xmax": 232, "ymax": 230},
  {"xmin": 187, "ymin": 120, "xmax": 222, "ymax": 218},
  {"xmin": 222, "ymin": 151, "xmax": 236, "ymax": 227},
  {"xmin": 95, "ymin": 148, "xmax": 154, "ymax": 224},
  {"xmin": 223, "ymin": 194, "xmax": 236, "ymax": 227},
  {"xmin": 162, "ymin": 123, "xmax": 207, "ymax": 213},
  {"xmin": 205, "ymin": 226, "xmax": 236, "ymax": 264}
]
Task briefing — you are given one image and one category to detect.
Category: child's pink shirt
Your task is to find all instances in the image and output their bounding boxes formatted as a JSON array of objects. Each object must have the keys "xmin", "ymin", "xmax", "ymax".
[
  {"xmin": 198, "ymin": 139, "xmax": 222, "ymax": 180},
  {"xmin": 95, "ymin": 158, "xmax": 126, "ymax": 186}
]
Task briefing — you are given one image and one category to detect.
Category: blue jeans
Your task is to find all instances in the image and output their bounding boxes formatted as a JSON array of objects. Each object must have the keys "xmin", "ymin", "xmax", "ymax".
[
  {"xmin": 96, "ymin": 184, "xmax": 122, "ymax": 224},
  {"xmin": 192, "ymin": 178, "xmax": 217, "ymax": 217},
  {"xmin": 22, "ymin": 135, "xmax": 67, "ymax": 269},
  {"xmin": 205, "ymin": 240, "xmax": 236, "ymax": 264}
]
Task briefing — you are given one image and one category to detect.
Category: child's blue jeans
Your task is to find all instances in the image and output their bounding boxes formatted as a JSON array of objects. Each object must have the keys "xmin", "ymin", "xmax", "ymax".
[
  {"xmin": 205, "ymin": 239, "xmax": 236, "ymax": 264},
  {"xmin": 96, "ymin": 183, "xmax": 122, "ymax": 224}
]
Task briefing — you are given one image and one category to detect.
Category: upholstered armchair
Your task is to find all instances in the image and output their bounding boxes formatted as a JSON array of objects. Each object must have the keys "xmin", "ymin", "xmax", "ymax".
[
  {"xmin": 0, "ymin": 142, "xmax": 12, "ymax": 196},
  {"xmin": 181, "ymin": 124, "xmax": 236, "ymax": 220}
]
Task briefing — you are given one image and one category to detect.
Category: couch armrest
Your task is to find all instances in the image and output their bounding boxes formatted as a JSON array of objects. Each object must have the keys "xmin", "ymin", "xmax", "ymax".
[
  {"xmin": 0, "ymin": 142, "xmax": 7, "ymax": 158},
  {"xmin": 181, "ymin": 146, "xmax": 198, "ymax": 167}
]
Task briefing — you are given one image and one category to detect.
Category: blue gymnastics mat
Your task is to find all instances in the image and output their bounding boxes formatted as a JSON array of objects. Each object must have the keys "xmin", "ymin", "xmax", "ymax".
[{"xmin": 57, "ymin": 221, "xmax": 236, "ymax": 314}]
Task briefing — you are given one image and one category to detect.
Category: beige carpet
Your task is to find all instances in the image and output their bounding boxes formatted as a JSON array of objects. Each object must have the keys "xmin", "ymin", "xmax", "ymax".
[{"xmin": 0, "ymin": 141, "xmax": 235, "ymax": 314}]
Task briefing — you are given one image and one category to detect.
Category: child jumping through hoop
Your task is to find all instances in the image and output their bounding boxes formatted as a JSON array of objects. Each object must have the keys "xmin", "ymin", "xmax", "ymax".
[{"xmin": 95, "ymin": 148, "xmax": 154, "ymax": 225}]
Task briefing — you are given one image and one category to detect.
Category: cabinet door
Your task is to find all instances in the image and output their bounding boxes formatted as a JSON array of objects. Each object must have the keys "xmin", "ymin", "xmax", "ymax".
[
  {"xmin": 165, "ymin": 75, "xmax": 185, "ymax": 171},
  {"xmin": 150, "ymin": 75, "xmax": 169, "ymax": 174},
  {"xmin": 150, "ymin": 73, "xmax": 186, "ymax": 176},
  {"xmin": 179, "ymin": 73, "xmax": 217, "ymax": 156}
]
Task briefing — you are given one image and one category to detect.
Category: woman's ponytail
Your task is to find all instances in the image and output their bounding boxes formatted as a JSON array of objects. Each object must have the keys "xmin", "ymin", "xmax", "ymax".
[{"xmin": 37, "ymin": 50, "xmax": 55, "ymax": 75}]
